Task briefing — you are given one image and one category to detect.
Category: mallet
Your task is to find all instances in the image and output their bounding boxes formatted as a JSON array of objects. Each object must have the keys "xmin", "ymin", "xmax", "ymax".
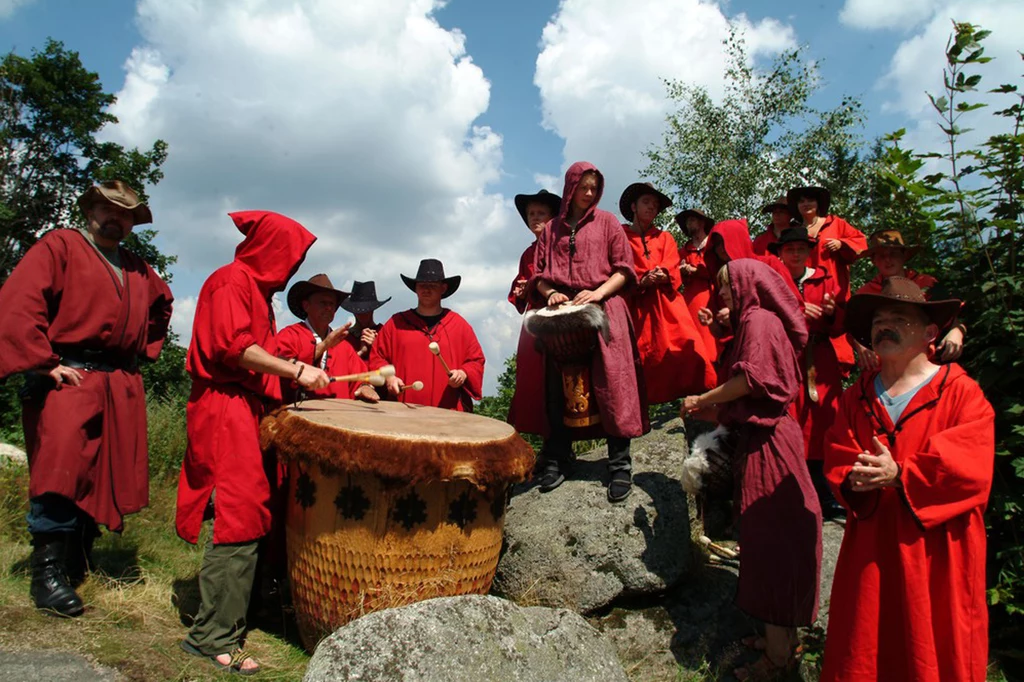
[
  {"xmin": 699, "ymin": 535, "xmax": 739, "ymax": 560},
  {"xmin": 427, "ymin": 342, "xmax": 453, "ymax": 377},
  {"xmin": 329, "ymin": 364, "xmax": 395, "ymax": 384},
  {"xmin": 398, "ymin": 380, "xmax": 425, "ymax": 393}
]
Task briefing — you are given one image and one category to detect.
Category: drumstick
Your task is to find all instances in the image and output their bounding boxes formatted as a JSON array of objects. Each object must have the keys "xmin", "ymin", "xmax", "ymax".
[
  {"xmin": 699, "ymin": 535, "xmax": 739, "ymax": 559},
  {"xmin": 329, "ymin": 365, "xmax": 395, "ymax": 384},
  {"xmin": 427, "ymin": 342, "xmax": 453, "ymax": 377},
  {"xmin": 399, "ymin": 381, "xmax": 424, "ymax": 393}
]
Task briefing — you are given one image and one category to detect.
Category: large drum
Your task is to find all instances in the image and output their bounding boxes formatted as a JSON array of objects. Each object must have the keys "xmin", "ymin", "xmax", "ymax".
[{"xmin": 260, "ymin": 400, "xmax": 534, "ymax": 650}]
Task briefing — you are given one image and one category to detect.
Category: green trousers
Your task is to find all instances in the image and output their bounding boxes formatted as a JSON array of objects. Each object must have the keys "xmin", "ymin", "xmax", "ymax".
[{"xmin": 184, "ymin": 537, "xmax": 259, "ymax": 655}]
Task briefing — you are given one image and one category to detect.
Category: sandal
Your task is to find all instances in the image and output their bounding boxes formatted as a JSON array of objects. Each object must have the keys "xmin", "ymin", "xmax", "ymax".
[
  {"xmin": 734, "ymin": 652, "xmax": 795, "ymax": 681},
  {"xmin": 180, "ymin": 640, "xmax": 262, "ymax": 676}
]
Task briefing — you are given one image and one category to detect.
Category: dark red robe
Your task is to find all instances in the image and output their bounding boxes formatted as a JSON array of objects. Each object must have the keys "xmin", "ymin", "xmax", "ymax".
[
  {"xmin": 704, "ymin": 219, "xmax": 800, "ymax": 300},
  {"xmin": 0, "ymin": 229, "xmax": 172, "ymax": 532},
  {"xmin": 751, "ymin": 227, "xmax": 780, "ymax": 256},
  {"xmin": 516, "ymin": 161, "xmax": 648, "ymax": 439},
  {"xmin": 679, "ymin": 239, "xmax": 718, "ymax": 356},
  {"xmin": 623, "ymin": 224, "xmax": 716, "ymax": 403},
  {"xmin": 508, "ymin": 242, "xmax": 538, "ymax": 314},
  {"xmin": 369, "ymin": 310, "xmax": 484, "ymax": 411},
  {"xmin": 176, "ymin": 211, "xmax": 315, "ymax": 545},
  {"xmin": 275, "ymin": 322, "xmax": 367, "ymax": 400},
  {"xmin": 719, "ymin": 260, "xmax": 821, "ymax": 627},
  {"xmin": 822, "ymin": 364, "xmax": 994, "ymax": 681},
  {"xmin": 856, "ymin": 269, "xmax": 937, "ymax": 297},
  {"xmin": 508, "ymin": 241, "xmax": 546, "ymax": 430}
]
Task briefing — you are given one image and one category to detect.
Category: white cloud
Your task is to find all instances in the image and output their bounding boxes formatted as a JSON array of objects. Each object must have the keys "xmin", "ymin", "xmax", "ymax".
[
  {"xmin": 534, "ymin": 0, "xmax": 796, "ymax": 215},
  {"xmin": 839, "ymin": 0, "xmax": 943, "ymax": 30},
  {"xmin": 0, "ymin": 0, "xmax": 35, "ymax": 20},
  {"xmin": 102, "ymin": 0, "xmax": 532, "ymax": 392},
  {"xmin": 169, "ymin": 295, "xmax": 197, "ymax": 343}
]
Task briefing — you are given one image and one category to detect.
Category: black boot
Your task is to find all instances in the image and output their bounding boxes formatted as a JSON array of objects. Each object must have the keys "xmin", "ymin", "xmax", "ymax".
[
  {"xmin": 30, "ymin": 533, "xmax": 85, "ymax": 617},
  {"xmin": 65, "ymin": 523, "xmax": 98, "ymax": 588}
]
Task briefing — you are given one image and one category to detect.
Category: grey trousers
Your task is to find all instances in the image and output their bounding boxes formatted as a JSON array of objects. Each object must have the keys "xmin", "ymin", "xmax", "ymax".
[{"xmin": 184, "ymin": 537, "xmax": 260, "ymax": 655}]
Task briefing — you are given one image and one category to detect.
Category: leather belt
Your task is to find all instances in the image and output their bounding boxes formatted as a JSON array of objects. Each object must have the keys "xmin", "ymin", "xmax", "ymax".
[{"xmin": 55, "ymin": 347, "xmax": 138, "ymax": 373}]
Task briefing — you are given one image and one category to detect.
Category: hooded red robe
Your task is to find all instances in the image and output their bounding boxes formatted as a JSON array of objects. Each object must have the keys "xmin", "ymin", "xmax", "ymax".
[
  {"xmin": 0, "ymin": 229, "xmax": 172, "ymax": 532},
  {"xmin": 623, "ymin": 224, "xmax": 716, "ymax": 403},
  {"xmin": 806, "ymin": 215, "xmax": 867, "ymax": 304},
  {"xmin": 822, "ymin": 364, "xmax": 994, "ymax": 682},
  {"xmin": 719, "ymin": 259, "xmax": 821, "ymax": 626},
  {"xmin": 176, "ymin": 211, "xmax": 315, "ymax": 545},
  {"xmin": 704, "ymin": 219, "xmax": 800, "ymax": 299},
  {"xmin": 515, "ymin": 161, "xmax": 648, "ymax": 439},
  {"xmin": 507, "ymin": 240, "xmax": 547, "ymax": 429},
  {"xmin": 275, "ymin": 322, "xmax": 367, "ymax": 400},
  {"xmin": 751, "ymin": 227, "xmax": 781, "ymax": 256},
  {"xmin": 679, "ymin": 239, "xmax": 718, "ymax": 356},
  {"xmin": 369, "ymin": 309, "xmax": 484, "ymax": 411}
]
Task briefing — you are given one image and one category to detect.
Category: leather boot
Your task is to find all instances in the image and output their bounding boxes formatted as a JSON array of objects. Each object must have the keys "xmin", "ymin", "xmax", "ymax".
[
  {"xmin": 65, "ymin": 523, "xmax": 98, "ymax": 588},
  {"xmin": 30, "ymin": 533, "xmax": 85, "ymax": 617}
]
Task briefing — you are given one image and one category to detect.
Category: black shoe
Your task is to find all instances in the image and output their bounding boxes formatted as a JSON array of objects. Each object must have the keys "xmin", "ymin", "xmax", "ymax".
[
  {"xmin": 30, "ymin": 533, "xmax": 85, "ymax": 617},
  {"xmin": 822, "ymin": 500, "xmax": 846, "ymax": 521},
  {"xmin": 65, "ymin": 524, "xmax": 98, "ymax": 588},
  {"xmin": 607, "ymin": 471, "xmax": 632, "ymax": 503},
  {"xmin": 536, "ymin": 467, "xmax": 566, "ymax": 493}
]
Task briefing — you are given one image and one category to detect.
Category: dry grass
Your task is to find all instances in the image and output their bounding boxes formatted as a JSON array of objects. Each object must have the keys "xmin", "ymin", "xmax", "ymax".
[{"xmin": 0, "ymin": 462, "xmax": 310, "ymax": 681}]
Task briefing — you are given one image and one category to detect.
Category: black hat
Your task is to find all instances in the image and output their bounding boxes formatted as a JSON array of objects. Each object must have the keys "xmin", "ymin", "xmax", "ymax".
[
  {"xmin": 340, "ymin": 280, "xmax": 391, "ymax": 315},
  {"xmin": 767, "ymin": 226, "xmax": 818, "ymax": 255},
  {"xmin": 400, "ymin": 259, "xmax": 461, "ymax": 298},
  {"xmin": 787, "ymin": 186, "xmax": 832, "ymax": 217},
  {"xmin": 619, "ymin": 182, "xmax": 672, "ymax": 222},
  {"xmin": 286, "ymin": 274, "xmax": 350, "ymax": 319},
  {"xmin": 674, "ymin": 208, "xmax": 714, "ymax": 231},
  {"xmin": 514, "ymin": 189, "xmax": 561, "ymax": 227}
]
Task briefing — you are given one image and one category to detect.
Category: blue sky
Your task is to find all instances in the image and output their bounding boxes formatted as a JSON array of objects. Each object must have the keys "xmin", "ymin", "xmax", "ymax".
[{"xmin": 2, "ymin": 0, "xmax": 1019, "ymax": 392}]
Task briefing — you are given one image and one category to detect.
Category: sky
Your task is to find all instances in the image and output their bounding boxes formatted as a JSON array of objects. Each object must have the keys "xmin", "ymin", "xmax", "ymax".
[{"xmin": 2, "ymin": 0, "xmax": 1021, "ymax": 393}]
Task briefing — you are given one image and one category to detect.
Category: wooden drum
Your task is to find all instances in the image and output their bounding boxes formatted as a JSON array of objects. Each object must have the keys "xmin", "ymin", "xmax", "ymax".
[{"xmin": 260, "ymin": 399, "xmax": 534, "ymax": 651}]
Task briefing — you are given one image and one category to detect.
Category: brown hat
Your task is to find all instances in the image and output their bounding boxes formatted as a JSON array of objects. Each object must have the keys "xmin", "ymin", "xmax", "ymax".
[
  {"xmin": 287, "ymin": 274, "xmax": 350, "ymax": 319},
  {"xmin": 860, "ymin": 229, "xmax": 921, "ymax": 261},
  {"xmin": 77, "ymin": 180, "xmax": 153, "ymax": 226},
  {"xmin": 619, "ymin": 182, "xmax": 672, "ymax": 222},
  {"xmin": 761, "ymin": 195, "xmax": 793, "ymax": 215},
  {"xmin": 787, "ymin": 186, "xmax": 831, "ymax": 217},
  {"xmin": 674, "ymin": 208, "xmax": 714, "ymax": 232},
  {"xmin": 845, "ymin": 276, "xmax": 961, "ymax": 348}
]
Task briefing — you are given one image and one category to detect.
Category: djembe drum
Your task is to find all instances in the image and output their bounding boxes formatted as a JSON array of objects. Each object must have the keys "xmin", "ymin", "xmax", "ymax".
[
  {"xmin": 523, "ymin": 302, "xmax": 609, "ymax": 428},
  {"xmin": 260, "ymin": 400, "xmax": 534, "ymax": 650}
]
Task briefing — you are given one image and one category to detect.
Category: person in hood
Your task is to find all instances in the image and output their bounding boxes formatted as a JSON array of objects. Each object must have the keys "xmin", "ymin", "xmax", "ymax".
[
  {"xmin": 676, "ymin": 208, "xmax": 718, "ymax": 357},
  {"xmin": 523, "ymin": 161, "xmax": 648, "ymax": 503},
  {"xmin": 821, "ymin": 277, "xmax": 993, "ymax": 681},
  {"xmin": 619, "ymin": 182, "xmax": 716, "ymax": 404},
  {"xmin": 683, "ymin": 260, "xmax": 822, "ymax": 680},
  {"xmin": 753, "ymin": 195, "xmax": 797, "ymax": 256},
  {"xmin": 0, "ymin": 180, "xmax": 173, "ymax": 617},
  {"xmin": 176, "ymin": 211, "xmax": 330, "ymax": 676}
]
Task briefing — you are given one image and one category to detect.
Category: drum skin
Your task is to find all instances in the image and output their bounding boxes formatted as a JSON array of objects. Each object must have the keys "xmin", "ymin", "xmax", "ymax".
[{"xmin": 261, "ymin": 400, "xmax": 534, "ymax": 651}]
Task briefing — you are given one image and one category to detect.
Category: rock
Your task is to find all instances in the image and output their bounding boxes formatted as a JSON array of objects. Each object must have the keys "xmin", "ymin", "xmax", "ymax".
[
  {"xmin": 493, "ymin": 417, "xmax": 693, "ymax": 613},
  {"xmin": 0, "ymin": 649, "xmax": 123, "ymax": 682},
  {"xmin": 0, "ymin": 443, "xmax": 27, "ymax": 465},
  {"xmin": 303, "ymin": 594, "xmax": 629, "ymax": 682}
]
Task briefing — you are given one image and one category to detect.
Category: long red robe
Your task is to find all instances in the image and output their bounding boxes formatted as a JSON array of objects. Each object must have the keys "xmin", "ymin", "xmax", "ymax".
[
  {"xmin": 822, "ymin": 364, "xmax": 994, "ymax": 682},
  {"xmin": 806, "ymin": 214, "xmax": 866, "ymax": 303},
  {"xmin": 275, "ymin": 322, "xmax": 367, "ymax": 400},
  {"xmin": 369, "ymin": 309, "xmax": 484, "ymax": 411},
  {"xmin": 517, "ymin": 161, "xmax": 648, "ymax": 439},
  {"xmin": 0, "ymin": 229, "xmax": 172, "ymax": 532},
  {"xmin": 176, "ymin": 211, "xmax": 316, "ymax": 545},
  {"xmin": 679, "ymin": 239, "xmax": 718, "ymax": 356},
  {"xmin": 508, "ymin": 242, "xmax": 538, "ymax": 314},
  {"xmin": 790, "ymin": 267, "xmax": 844, "ymax": 461},
  {"xmin": 751, "ymin": 227, "xmax": 781, "ymax": 256},
  {"xmin": 508, "ymin": 241, "xmax": 546, "ymax": 429},
  {"xmin": 623, "ymin": 224, "xmax": 716, "ymax": 403}
]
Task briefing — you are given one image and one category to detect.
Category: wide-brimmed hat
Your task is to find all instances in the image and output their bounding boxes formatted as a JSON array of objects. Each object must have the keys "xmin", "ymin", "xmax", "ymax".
[
  {"xmin": 845, "ymin": 276, "xmax": 961, "ymax": 348},
  {"xmin": 287, "ymin": 274, "xmax": 350, "ymax": 319},
  {"xmin": 860, "ymin": 229, "xmax": 921, "ymax": 262},
  {"xmin": 340, "ymin": 280, "xmax": 391, "ymax": 315},
  {"xmin": 77, "ymin": 180, "xmax": 153, "ymax": 226},
  {"xmin": 401, "ymin": 258, "xmax": 461, "ymax": 298},
  {"xmin": 761, "ymin": 195, "xmax": 793, "ymax": 215},
  {"xmin": 674, "ymin": 208, "xmax": 714, "ymax": 232},
  {"xmin": 514, "ymin": 189, "xmax": 561, "ymax": 227},
  {"xmin": 767, "ymin": 225, "xmax": 817, "ymax": 255},
  {"xmin": 787, "ymin": 186, "xmax": 831, "ymax": 217},
  {"xmin": 618, "ymin": 182, "xmax": 672, "ymax": 223}
]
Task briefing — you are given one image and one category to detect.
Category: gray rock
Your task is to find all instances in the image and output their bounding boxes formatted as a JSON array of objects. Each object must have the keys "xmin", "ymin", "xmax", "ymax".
[
  {"xmin": 0, "ymin": 442, "xmax": 27, "ymax": 465},
  {"xmin": 304, "ymin": 594, "xmax": 628, "ymax": 682},
  {"xmin": 0, "ymin": 649, "xmax": 123, "ymax": 682},
  {"xmin": 493, "ymin": 417, "xmax": 693, "ymax": 613}
]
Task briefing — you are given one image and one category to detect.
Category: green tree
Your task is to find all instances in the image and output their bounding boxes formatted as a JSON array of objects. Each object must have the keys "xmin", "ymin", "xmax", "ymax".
[{"xmin": 0, "ymin": 38, "xmax": 172, "ymax": 283}]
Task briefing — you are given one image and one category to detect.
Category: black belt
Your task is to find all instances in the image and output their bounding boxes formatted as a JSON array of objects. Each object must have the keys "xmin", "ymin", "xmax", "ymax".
[{"xmin": 55, "ymin": 347, "xmax": 138, "ymax": 373}]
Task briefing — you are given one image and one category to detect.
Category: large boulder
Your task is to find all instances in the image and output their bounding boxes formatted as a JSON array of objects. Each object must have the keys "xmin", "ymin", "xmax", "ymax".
[
  {"xmin": 493, "ymin": 416, "xmax": 693, "ymax": 613},
  {"xmin": 0, "ymin": 443, "xmax": 27, "ymax": 465},
  {"xmin": 303, "ymin": 594, "xmax": 628, "ymax": 682}
]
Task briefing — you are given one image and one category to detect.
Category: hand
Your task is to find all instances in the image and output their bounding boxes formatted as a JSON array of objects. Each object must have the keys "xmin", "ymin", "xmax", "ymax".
[
  {"xmin": 680, "ymin": 263, "xmax": 697, "ymax": 276},
  {"xmin": 854, "ymin": 341, "xmax": 880, "ymax": 372},
  {"xmin": 448, "ymin": 368, "xmax": 468, "ymax": 389},
  {"xmin": 715, "ymin": 307, "xmax": 730, "ymax": 327},
  {"xmin": 360, "ymin": 327, "xmax": 377, "ymax": 349},
  {"xmin": 821, "ymin": 293, "xmax": 836, "ymax": 317},
  {"xmin": 697, "ymin": 307, "xmax": 714, "ymax": 326},
  {"xmin": 681, "ymin": 394, "xmax": 704, "ymax": 415},
  {"xmin": 354, "ymin": 384, "xmax": 380, "ymax": 403},
  {"xmin": 849, "ymin": 436, "xmax": 900, "ymax": 491},
  {"xmin": 297, "ymin": 364, "xmax": 330, "ymax": 391},
  {"xmin": 638, "ymin": 271, "xmax": 656, "ymax": 289},
  {"xmin": 825, "ymin": 238, "xmax": 842, "ymax": 253},
  {"xmin": 804, "ymin": 302, "xmax": 823, "ymax": 320},
  {"xmin": 547, "ymin": 292, "xmax": 569, "ymax": 306},
  {"xmin": 572, "ymin": 289, "xmax": 603, "ymax": 306},
  {"xmin": 938, "ymin": 327, "xmax": 964, "ymax": 362},
  {"xmin": 385, "ymin": 375, "xmax": 404, "ymax": 396},
  {"xmin": 651, "ymin": 268, "xmax": 670, "ymax": 285},
  {"xmin": 512, "ymin": 280, "xmax": 527, "ymax": 300},
  {"xmin": 40, "ymin": 364, "xmax": 83, "ymax": 388},
  {"xmin": 322, "ymin": 321, "xmax": 353, "ymax": 350}
]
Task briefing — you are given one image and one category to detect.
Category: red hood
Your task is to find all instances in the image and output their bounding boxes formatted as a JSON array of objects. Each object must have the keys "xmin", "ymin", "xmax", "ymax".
[
  {"xmin": 705, "ymin": 218, "xmax": 756, "ymax": 276},
  {"xmin": 558, "ymin": 161, "xmax": 604, "ymax": 224},
  {"xmin": 230, "ymin": 211, "xmax": 316, "ymax": 297},
  {"xmin": 727, "ymin": 258, "xmax": 808, "ymax": 352}
]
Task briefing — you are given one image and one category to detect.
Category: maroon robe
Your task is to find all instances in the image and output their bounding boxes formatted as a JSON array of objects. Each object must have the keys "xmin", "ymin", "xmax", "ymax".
[
  {"xmin": 508, "ymin": 241, "xmax": 546, "ymax": 429},
  {"xmin": 0, "ymin": 229, "xmax": 173, "ymax": 531},
  {"xmin": 517, "ymin": 161, "xmax": 648, "ymax": 439},
  {"xmin": 718, "ymin": 259, "xmax": 821, "ymax": 626}
]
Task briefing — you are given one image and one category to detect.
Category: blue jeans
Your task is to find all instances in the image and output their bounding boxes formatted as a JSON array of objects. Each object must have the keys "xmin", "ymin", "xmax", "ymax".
[{"xmin": 26, "ymin": 493, "xmax": 89, "ymax": 534}]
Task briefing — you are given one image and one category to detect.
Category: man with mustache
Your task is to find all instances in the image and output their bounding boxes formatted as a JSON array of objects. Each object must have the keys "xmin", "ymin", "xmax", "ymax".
[
  {"xmin": 821, "ymin": 277, "xmax": 995, "ymax": 682},
  {"xmin": 0, "ymin": 180, "xmax": 174, "ymax": 616}
]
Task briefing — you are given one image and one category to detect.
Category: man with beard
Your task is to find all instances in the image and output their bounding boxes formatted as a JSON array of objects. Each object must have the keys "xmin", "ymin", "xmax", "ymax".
[
  {"xmin": 0, "ymin": 180, "xmax": 173, "ymax": 616},
  {"xmin": 822, "ymin": 277, "xmax": 994, "ymax": 681}
]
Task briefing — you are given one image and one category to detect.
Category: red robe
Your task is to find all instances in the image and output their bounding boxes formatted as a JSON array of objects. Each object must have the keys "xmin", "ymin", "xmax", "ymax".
[
  {"xmin": 508, "ymin": 241, "xmax": 546, "ymax": 429},
  {"xmin": 822, "ymin": 364, "xmax": 994, "ymax": 682},
  {"xmin": 508, "ymin": 242, "xmax": 538, "ymax": 314},
  {"xmin": 679, "ymin": 239, "xmax": 718, "ymax": 356},
  {"xmin": 275, "ymin": 322, "xmax": 367, "ymax": 400},
  {"xmin": 369, "ymin": 309, "xmax": 484, "ymax": 411},
  {"xmin": 176, "ymin": 211, "xmax": 316, "ymax": 545},
  {"xmin": 789, "ymin": 267, "xmax": 844, "ymax": 461},
  {"xmin": 623, "ymin": 224, "xmax": 716, "ymax": 403},
  {"xmin": 751, "ymin": 227, "xmax": 781, "ymax": 256},
  {"xmin": 806, "ymin": 215, "xmax": 867, "ymax": 304},
  {"xmin": 856, "ymin": 269, "xmax": 938, "ymax": 297},
  {"xmin": 705, "ymin": 219, "xmax": 800, "ymax": 300},
  {"xmin": 0, "ymin": 229, "xmax": 172, "ymax": 532}
]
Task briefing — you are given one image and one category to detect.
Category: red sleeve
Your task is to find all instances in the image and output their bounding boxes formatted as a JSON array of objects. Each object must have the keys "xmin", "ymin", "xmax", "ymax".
[
  {"xmin": 899, "ymin": 379, "xmax": 995, "ymax": 529},
  {"xmin": 508, "ymin": 248, "xmax": 531, "ymax": 314},
  {"xmin": 823, "ymin": 381, "xmax": 883, "ymax": 518},
  {"xmin": 607, "ymin": 219, "xmax": 637, "ymax": 286},
  {"xmin": 832, "ymin": 217, "xmax": 868, "ymax": 264},
  {"xmin": 204, "ymin": 281, "xmax": 259, "ymax": 368},
  {"xmin": 332, "ymin": 343, "xmax": 368, "ymax": 399},
  {"xmin": 143, "ymin": 268, "xmax": 174, "ymax": 362},
  {"xmin": 825, "ymin": 276, "xmax": 845, "ymax": 337},
  {"xmin": 0, "ymin": 234, "xmax": 66, "ymax": 376},
  {"xmin": 368, "ymin": 318, "xmax": 395, "ymax": 371},
  {"xmin": 275, "ymin": 325, "xmax": 316, "ymax": 364},
  {"xmin": 452, "ymin": 315, "xmax": 485, "ymax": 401},
  {"xmin": 659, "ymin": 232, "xmax": 683, "ymax": 290}
]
